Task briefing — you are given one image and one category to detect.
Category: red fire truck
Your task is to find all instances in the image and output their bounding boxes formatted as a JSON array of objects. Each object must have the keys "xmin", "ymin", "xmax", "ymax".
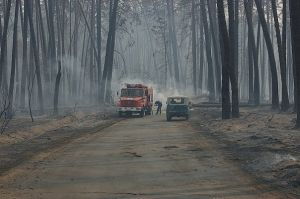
[{"xmin": 117, "ymin": 84, "xmax": 153, "ymax": 117}]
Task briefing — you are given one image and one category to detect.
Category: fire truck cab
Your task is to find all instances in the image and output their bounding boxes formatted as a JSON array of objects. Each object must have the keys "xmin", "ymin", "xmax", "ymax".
[{"xmin": 117, "ymin": 84, "xmax": 153, "ymax": 117}]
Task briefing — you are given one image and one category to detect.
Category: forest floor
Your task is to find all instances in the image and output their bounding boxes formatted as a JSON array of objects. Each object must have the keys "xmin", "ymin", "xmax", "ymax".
[
  {"xmin": 190, "ymin": 106, "xmax": 300, "ymax": 197},
  {"xmin": 0, "ymin": 106, "xmax": 120, "ymax": 176}
]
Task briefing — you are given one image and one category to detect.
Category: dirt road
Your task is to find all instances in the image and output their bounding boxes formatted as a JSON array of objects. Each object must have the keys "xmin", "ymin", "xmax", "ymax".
[{"xmin": 0, "ymin": 115, "xmax": 292, "ymax": 199}]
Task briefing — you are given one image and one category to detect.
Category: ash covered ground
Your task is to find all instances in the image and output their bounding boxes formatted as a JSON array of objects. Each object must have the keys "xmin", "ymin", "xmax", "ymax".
[{"xmin": 190, "ymin": 106, "xmax": 300, "ymax": 196}]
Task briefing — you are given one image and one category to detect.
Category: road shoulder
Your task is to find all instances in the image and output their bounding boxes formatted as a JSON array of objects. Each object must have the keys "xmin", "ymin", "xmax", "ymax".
[
  {"xmin": 189, "ymin": 106, "xmax": 300, "ymax": 198},
  {"xmin": 0, "ymin": 110, "xmax": 121, "ymax": 177}
]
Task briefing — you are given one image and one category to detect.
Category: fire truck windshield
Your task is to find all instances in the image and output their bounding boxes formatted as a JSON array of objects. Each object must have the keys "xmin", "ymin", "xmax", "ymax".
[{"xmin": 121, "ymin": 89, "xmax": 144, "ymax": 97}]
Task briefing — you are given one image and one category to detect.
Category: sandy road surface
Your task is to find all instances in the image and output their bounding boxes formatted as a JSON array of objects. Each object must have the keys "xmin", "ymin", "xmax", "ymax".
[{"xmin": 0, "ymin": 115, "xmax": 292, "ymax": 199}]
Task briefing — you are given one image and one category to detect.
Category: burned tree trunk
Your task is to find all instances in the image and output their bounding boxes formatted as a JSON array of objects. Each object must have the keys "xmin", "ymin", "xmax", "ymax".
[
  {"xmin": 0, "ymin": 0, "xmax": 11, "ymax": 90},
  {"xmin": 26, "ymin": 0, "xmax": 44, "ymax": 114},
  {"xmin": 20, "ymin": 0, "xmax": 29, "ymax": 109},
  {"xmin": 234, "ymin": 0, "xmax": 239, "ymax": 80},
  {"xmin": 54, "ymin": 62, "xmax": 62, "ymax": 115},
  {"xmin": 244, "ymin": 0, "xmax": 260, "ymax": 105},
  {"xmin": 166, "ymin": 0, "xmax": 180, "ymax": 88},
  {"xmin": 271, "ymin": 0, "xmax": 289, "ymax": 111},
  {"xmin": 191, "ymin": 0, "xmax": 197, "ymax": 95},
  {"xmin": 100, "ymin": 0, "xmax": 119, "ymax": 103},
  {"xmin": 207, "ymin": 0, "xmax": 221, "ymax": 99},
  {"xmin": 96, "ymin": 0, "xmax": 102, "ymax": 102},
  {"xmin": 254, "ymin": 0, "xmax": 279, "ymax": 109},
  {"xmin": 248, "ymin": 28, "xmax": 254, "ymax": 104},
  {"xmin": 201, "ymin": 0, "xmax": 215, "ymax": 102},
  {"xmin": 290, "ymin": 0, "xmax": 300, "ymax": 127},
  {"xmin": 198, "ymin": 13, "xmax": 204, "ymax": 91},
  {"xmin": 105, "ymin": 0, "xmax": 119, "ymax": 103},
  {"xmin": 47, "ymin": 0, "xmax": 57, "ymax": 79},
  {"xmin": 8, "ymin": 0, "xmax": 20, "ymax": 118},
  {"xmin": 282, "ymin": 0, "xmax": 287, "ymax": 100},
  {"xmin": 228, "ymin": 0, "xmax": 239, "ymax": 118},
  {"xmin": 36, "ymin": 0, "xmax": 48, "ymax": 85},
  {"xmin": 217, "ymin": 0, "xmax": 231, "ymax": 119}
]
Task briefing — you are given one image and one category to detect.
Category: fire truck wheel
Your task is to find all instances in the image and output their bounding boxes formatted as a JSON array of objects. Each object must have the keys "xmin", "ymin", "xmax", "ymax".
[
  {"xmin": 140, "ymin": 110, "xmax": 145, "ymax": 117},
  {"xmin": 118, "ymin": 112, "xmax": 123, "ymax": 117}
]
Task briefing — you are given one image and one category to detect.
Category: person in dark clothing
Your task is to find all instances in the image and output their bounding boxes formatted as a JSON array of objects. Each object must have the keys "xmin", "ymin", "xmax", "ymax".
[{"xmin": 155, "ymin": 100, "xmax": 162, "ymax": 115}]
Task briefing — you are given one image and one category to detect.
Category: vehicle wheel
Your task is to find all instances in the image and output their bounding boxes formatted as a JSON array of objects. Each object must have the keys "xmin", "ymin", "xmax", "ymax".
[
  {"xmin": 118, "ymin": 112, "xmax": 123, "ymax": 117},
  {"xmin": 140, "ymin": 110, "xmax": 145, "ymax": 117},
  {"xmin": 167, "ymin": 115, "xmax": 172, "ymax": 121},
  {"xmin": 126, "ymin": 112, "xmax": 132, "ymax": 117}
]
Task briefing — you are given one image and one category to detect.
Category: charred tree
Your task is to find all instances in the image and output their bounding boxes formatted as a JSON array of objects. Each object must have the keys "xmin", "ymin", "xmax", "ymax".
[
  {"xmin": 200, "ymin": 0, "xmax": 215, "ymax": 102},
  {"xmin": 244, "ymin": 0, "xmax": 260, "ymax": 105},
  {"xmin": 47, "ymin": 0, "xmax": 57, "ymax": 78},
  {"xmin": 271, "ymin": 0, "xmax": 289, "ymax": 111},
  {"xmin": 36, "ymin": 0, "xmax": 48, "ymax": 85},
  {"xmin": 20, "ymin": 0, "xmax": 29, "ymax": 109},
  {"xmin": 100, "ymin": 0, "xmax": 119, "ymax": 103},
  {"xmin": 96, "ymin": 0, "xmax": 102, "ymax": 102},
  {"xmin": 166, "ymin": 0, "xmax": 180, "ymax": 88},
  {"xmin": 0, "ymin": 0, "xmax": 12, "ymax": 91},
  {"xmin": 254, "ymin": 0, "xmax": 279, "ymax": 109},
  {"xmin": 54, "ymin": 62, "xmax": 62, "ymax": 115},
  {"xmin": 217, "ymin": 0, "xmax": 231, "ymax": 119},
  {"xmin": 8, "ymin": 0, "xmax": 20, "ymax": 117},
  {"xmin": 191, "ymin": 0, "xmax": 197, "ymax": 95},
  {"xmin": 26, "ymin": 0, "xmax": 44, "ymax": 114},
  {"xmin": 234, "ymin": 0, "xmax": 239, "ymax": 79},
  {"xmin": 228, "ymin": 0, "xmax": 239, "ymax": 118},
  {"xmin": 290, "ymin": 0, "xmax": 300, "ymax": 127},
  {"xmin": 207, "ymin": 0, "xmax": 221, "ymax": 99},
  {"xmin": 198, "ymin": 12, "xmax": 204, "ymax": 91}
]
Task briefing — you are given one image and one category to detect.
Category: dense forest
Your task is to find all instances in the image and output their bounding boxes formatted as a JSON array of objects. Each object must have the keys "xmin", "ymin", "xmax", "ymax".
[{"xmin": 0, "ymin": 0, "xmax": 300, "ymax": 126}]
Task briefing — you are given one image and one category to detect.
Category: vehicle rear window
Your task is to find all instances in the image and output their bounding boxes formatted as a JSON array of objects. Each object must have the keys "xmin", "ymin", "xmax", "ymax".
[{"xmin": 169, "ymin": 98, "xmax": 184, "ymax": 104}]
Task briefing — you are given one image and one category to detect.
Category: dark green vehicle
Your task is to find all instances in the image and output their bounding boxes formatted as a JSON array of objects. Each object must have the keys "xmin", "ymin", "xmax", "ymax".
[{"xmin": 166, "ymin": 97, "xmax": 190, "ymax": 121}]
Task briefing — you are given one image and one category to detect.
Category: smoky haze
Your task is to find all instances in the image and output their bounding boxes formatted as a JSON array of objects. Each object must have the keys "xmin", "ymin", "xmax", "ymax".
[{"xmin": 0, "ymin": 0, "xmax": 295, "ymax": 119}]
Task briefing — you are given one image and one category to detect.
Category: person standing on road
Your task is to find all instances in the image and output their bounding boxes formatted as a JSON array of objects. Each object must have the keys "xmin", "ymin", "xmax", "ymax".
[{"xmin": 155, "ymin": 100, "xmax": 162, "ymax": 115}]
